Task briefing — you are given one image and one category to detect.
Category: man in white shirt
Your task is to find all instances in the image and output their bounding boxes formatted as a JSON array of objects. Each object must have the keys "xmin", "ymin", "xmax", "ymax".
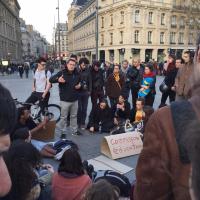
[{"xmin": 26, "ymin": 57, "xmax": 52, "ymax": 113}]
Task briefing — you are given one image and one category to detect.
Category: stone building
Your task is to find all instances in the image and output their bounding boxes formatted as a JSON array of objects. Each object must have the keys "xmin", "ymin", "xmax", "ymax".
[
  {"xmin": 98, "ymin": 0, "xmax": 198, "ymax": 63},
  {"xmin": 68, "ymin": 0, "xmax": 96, "ymax": 62},
  {"xmin": 0, "ymin": 0, "xmax": 22, "ymax": 62},
  {"xmin": 55, "ymin": 22, "xmax": 69, "ymax": 57}
]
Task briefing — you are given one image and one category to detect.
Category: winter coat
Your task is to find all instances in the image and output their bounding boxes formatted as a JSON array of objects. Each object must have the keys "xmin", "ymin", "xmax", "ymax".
[
  {"xmin": 105, "ymin": 73, "xmax": 125, "ymax": 99},
  {"xmin": 91, "ymin": 68, "xmax": 104, "ymax": 91},
  {"xmin": 175, "ymin": 62, "xmax": 194, "ymax": 98},
  {"xmin": 49, "ymin": 68, "xmax": 80, "ymax": 102},
  {"xmin": 126, "ymin": 66, "xmax": 140, "ymax": 89},
  {"xmin": 78, "ymin": 66, "xmax": 92, "ymax": 93},
  {"xmin": 113, "ymin": 101, "xmax": 131, "ymax": 120},
  {"xmin": 133, "ymin": 93, "xmax": 200, "ymax": 200}
]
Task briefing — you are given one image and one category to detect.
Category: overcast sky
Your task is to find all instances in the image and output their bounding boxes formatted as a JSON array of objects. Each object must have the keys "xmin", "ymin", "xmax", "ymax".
[{"xmin": 18, "ymin": 0, "xmax": 72, "ymax": 44}]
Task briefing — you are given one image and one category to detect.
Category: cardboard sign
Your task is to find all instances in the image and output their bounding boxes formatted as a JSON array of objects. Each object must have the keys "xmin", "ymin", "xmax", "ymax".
[
  {"xmin": 31, "ymin": 120, "xmax": 56, "ymax": 141},
  {"xmin": 101, "ymin": 132, "xmax": 143, "ymax": 160}
]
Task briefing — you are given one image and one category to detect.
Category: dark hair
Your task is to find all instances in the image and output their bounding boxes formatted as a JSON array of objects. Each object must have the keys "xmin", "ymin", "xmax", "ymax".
[
  {"xmin": 168, "ymin": 54, "xmax": 176, "ymax": 61},
  {"xmin": 70, "ymin": 54, "xmax": 77, "ymax": 61},
  {"xmin": 0, "ymin": 83, "xmax": 17, "ymax": 135},
  {"xmin": 84, "ymin": 179, "xmax": 119, "ymax": 200},
  {"xmin": 58, "ymin": 148, "xmax": 84, "ymax": 176},
  {"xmin": 67, "ymin": 58, "xmax": 76, "ymax": 64},
  {"xmin": 79, "ymin": 57, "xmax": 89, "ymax": 65},
  {"xmin": 136, "ymin": 98, "xmax": 145, "ymax": 106},
  {"xmin": 122, "ymin": 60, "xmax": 128, "ymax": 64},
  {"xmin": 145, "ymin": 62, "xmax": 154, "ymax": 72},
  {"xmin": 99, "ymin": 98, "xmax": 108, "ymax": 105},
  {"xmin": 3, "ymin": 141, "xmax": 41, "ymax": 200},
  {"xmin": 12, "ymin": 128, "xmax": 30, "ymax": 141},
  {"xmin": 37, "ymin": 57, "xmax": 46, "ymax": 64},
  {"xmin": 17, "ymin": 107, "xmax": 28, "ymax": 121},
  {"xmin": 92, "ymin": 61, "xmax": 100, "ymax": 68},
  {"xmin": 184, "ymin": 50, "xmax": 194, "ymax": 62}
]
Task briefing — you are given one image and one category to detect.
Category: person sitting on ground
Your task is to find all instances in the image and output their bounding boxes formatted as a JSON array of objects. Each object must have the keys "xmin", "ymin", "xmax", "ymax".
[
  {"xmin": 2, "ymin": 141, "xmax": 54, "ymax": 200},
  {"xmin": 87, "ymin": 99, "xmax": 115, "ymax": 133},
  {"xmin": 12, "ymin": 128, "xmax": 56, "ymax": 158},
  {"xmin": 131, "ymin": 98, "xmax": 145, "ymax": 124},
  {"xmin": 0, "ymin": 83, "xmax": 17, "ymax": 197},
  {"xmin": 113, "ymin": 95, "xmax": 131, "ymax": 125},
  {"xmin": 13, "ymin": 106, "xmax": 48, "ymax": 136},
  {"xmin": 52, "ymin": 147, "xmax": 92, "ymax": 200},
  {"xmin": 84, "ymin": 179, "xmax": 120, "ymax": 200}
]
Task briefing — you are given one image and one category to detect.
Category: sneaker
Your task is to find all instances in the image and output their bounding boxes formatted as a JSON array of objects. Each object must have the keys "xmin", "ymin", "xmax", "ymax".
[
  {"xmin": 54, "ymin": 145, "xmax": 71, "ymax": 160},
  {"xmin": 72, "ymin": 131, "xmax": 82, "ymax": 136},
  {"xmin": 81, "ymin": 125, "xmax": 86, "ymax": 130}
]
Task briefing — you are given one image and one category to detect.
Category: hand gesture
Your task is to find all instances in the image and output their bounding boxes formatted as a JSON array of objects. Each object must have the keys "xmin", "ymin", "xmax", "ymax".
[
  {"xmin": 58, "ymin": 75, "xmax": 65, "ymax": 83},
  {"xmin": 75, "ymin": 83, "xmax": 81, "ymax": 90}
]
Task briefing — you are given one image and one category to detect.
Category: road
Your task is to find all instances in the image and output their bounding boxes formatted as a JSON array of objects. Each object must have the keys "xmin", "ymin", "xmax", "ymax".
[{"xmin": 0, "ymin": 71, "xmax": 166, "ymax": 183}]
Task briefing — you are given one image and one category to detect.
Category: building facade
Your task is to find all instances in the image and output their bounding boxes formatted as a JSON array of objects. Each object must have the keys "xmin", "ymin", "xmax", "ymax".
[
  {"xmin": 55, "ymin": 22, "xmax": 69, "ymax": 58},
  {"xmin": 68, "ymin": 0, "xmax": 96, "ymax": 62},
  {"xmin": 98, "ymin": 0, "xmax": 198, "ymax": 63},
  {"xmin": 0, "ymin": 0, "xmax": 22, "ymax": 62}
]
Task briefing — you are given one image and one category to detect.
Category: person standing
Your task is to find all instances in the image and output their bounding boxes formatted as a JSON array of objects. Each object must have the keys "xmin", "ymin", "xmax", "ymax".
[
  {"xmin": 126, "ymin": 59, "xmax": 140, "ymax": 108},
  {"xmin": 120, "ymin": 60, "xmax": 131, "ymax": 99},
  {"xmin": 25, "ymin": 57, "xmax": 51, "ymax": 114},
  {"xmin": 106, "ymin": 64, "xmax": 125, "ymax": 108},
  {"xmin": 18, "ymin": 64, "xmax": 24, "ymax": 79},
  {"xmin": 24, "ymin": 62, "xmax": 30, "ymax": 78},
  {"xmin": 49, "ymin": 59, "xmax": 81, "ymax": 138},
  {"xmin": 159, "ymin": 55, "xmax": 178, "ymax": 108},
  {"xmin": 175, "ymin": 51, "xmax": 194, "ymax": 100},
  {"xmin": 90, "ymin": 61, "xmax": 104, "ymax": 109},
  {"xmin": 77, "ymin": 58, "xmax": 92, "ymax": 129}
]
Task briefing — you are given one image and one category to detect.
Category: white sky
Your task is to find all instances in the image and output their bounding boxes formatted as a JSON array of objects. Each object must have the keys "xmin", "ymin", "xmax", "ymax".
[{"xmin": 18, "ymin": 0, "xmax": 73, "ymax": 44}]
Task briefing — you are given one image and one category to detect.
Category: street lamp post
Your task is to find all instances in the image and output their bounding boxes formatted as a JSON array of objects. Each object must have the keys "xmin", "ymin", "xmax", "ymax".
[
  {"xmin": 95, "ymin": 0, "xmax": 99, "ymax": 61},
  {"xmin": 56, "ymin": 0, "xmax": 61, "ymax": 58}
]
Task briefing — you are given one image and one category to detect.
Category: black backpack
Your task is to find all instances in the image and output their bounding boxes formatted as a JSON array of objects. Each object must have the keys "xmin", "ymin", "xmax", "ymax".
[{"xmin": 94, "ymin": 170, "xmax": 131, "ymax": 197}]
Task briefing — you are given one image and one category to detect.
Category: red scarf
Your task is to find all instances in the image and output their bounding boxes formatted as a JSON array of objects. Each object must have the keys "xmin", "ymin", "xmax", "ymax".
[{"xmin": 143, "ymin": 72, "xmax": 155, "ymax": 78}]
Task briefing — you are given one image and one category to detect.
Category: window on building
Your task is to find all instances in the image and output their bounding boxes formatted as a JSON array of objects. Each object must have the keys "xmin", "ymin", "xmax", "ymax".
[
  {"xmin": 110, "ymin": 33, "xmax": 113, "ymax": 45},
  {"xmin": 120, "ymin": 31, "xmax": 123, "ymax": 44},
  {"xmin": 171, "ymin": 15, "xmax": 177, "ymax": 27},
  {"xmin": 178, "ymin": 32, "xmax": 184, "ymax": 44},
  {"xmin": 180, "ymin": 17, "xmax": 185, "ymax": 28},
  {"xmin": 134, "ymin": 30, "xmax": 139, "ymax": 43},
  {"xmin": 121, "ymin": 11, "xmax": 125, "ymax": 24},
  {"xmin": 160, "ymin": 32, "xmax": 164, "ymax": 44},
  {"xmin": 110, "ymin": 14, "xmax": 113, "ymax": 26},
  {"xmin": 148, "ymin": 12, "xmax": 153, "ymax": 24},
  {"xmin": 161, "ymin": 13, "xmax": 165, "ymax": 25},
  {"xmin": 135, "ymin": 10, "xmax": 140, "ymax": 23},
  {"xmin": 101, "ymin": 17, "xmax": 104, "ymax": 28},
  {"xmin": 189, "ymin": 33, "xmax": 193, "ymax": 44},
  {"xmin": 170, "ymin": 32, "xmax": 176, "ymax": 44},
  {"xmin": 101, "ymin": 34, "xmax": 104, "ymax": 45},
  {"xmin": 148, "ymin": 31, "xmax": 152, "ymax": 43}
]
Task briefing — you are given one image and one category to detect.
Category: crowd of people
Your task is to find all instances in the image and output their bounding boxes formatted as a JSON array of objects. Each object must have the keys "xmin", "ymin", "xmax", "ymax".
[{"xmin": 0, "ymin": 34, "xmax": 200, "ymax": 200}]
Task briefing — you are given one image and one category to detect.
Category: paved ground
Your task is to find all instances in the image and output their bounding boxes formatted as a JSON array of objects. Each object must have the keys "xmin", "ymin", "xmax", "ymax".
[{"xmin": 0, "ymin": 71, "xmax": 166, "ymax": 183}]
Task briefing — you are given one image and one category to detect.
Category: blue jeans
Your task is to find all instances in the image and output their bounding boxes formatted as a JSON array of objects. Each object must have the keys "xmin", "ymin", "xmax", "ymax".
[{"xmin": 77, "ymin": 92, "xmax": 89, "ymax": 126}]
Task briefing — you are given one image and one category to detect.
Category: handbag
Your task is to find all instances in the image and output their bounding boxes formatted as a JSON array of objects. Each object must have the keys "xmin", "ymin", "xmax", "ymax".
[{"xmin": 159, "ymin": 80, "xmax": 169, "ymax": 93}]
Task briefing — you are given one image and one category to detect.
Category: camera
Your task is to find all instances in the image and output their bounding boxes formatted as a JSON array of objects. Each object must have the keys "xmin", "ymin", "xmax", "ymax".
[{"xmin": 80, "ymin": 80, "xmax": 88, "ymax": 90}]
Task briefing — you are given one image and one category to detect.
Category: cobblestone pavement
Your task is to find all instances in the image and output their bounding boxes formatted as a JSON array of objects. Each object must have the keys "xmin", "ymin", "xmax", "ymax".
[{"xmin": 0, "ymin": 71, "xmax": 165, "ymax": 182}]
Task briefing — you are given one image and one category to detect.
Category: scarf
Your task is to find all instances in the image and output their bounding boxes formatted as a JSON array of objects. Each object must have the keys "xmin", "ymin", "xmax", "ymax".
[
  {"xmin": 143, "ymin": 72, "xmax": 155, "ymax": 78},
  {"xmin": 113, "ymin": 73, "xmax": 121, "ymax": 89}
]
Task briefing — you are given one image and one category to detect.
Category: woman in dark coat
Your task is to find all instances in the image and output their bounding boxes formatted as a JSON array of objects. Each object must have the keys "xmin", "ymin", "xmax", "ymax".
[
  {"xmin": 87, "ymin": 99, "xmax": 115, "ymax": 133},
  {"xmin": 106, "ymin": 64, "xmax": 125, "ymax": 108},
  {"xmin": 159, "ymin": 54, "xmax": 178, "ymax": 108}
]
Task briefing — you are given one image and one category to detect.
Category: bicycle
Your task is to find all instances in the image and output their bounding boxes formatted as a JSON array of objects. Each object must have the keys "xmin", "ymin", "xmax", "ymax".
[{"xmin": 14, "ymin": 98, "xmax": 61, "ymax": 123}]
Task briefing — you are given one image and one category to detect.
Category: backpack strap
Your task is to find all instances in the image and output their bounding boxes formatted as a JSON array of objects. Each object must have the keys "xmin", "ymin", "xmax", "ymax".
[{"xmin": 171, "ymin": 101, "xmax": 198, "ymax": 164}]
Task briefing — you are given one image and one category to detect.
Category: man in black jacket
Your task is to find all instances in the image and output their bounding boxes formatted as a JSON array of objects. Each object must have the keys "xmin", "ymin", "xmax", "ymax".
[
  {"xmin": 77, "ymin": 58, "xmax": 92, "ymax": 129},
  {"xmin": 49, "ymin": 59, "xmax": 81, "ymax": 137},
  {"xmin": 90, "ymin": 61, "xmax": 104, "ymax": 109},
  {"xmin": 126, "ymin": 60, "xmax": 141, "ymax": 108}
]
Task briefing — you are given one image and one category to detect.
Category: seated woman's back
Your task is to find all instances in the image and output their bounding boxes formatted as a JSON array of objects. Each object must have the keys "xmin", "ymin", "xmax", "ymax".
[{"xmin": 52, "ymin": 148, "xmax": 92, "ymax": 200}]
